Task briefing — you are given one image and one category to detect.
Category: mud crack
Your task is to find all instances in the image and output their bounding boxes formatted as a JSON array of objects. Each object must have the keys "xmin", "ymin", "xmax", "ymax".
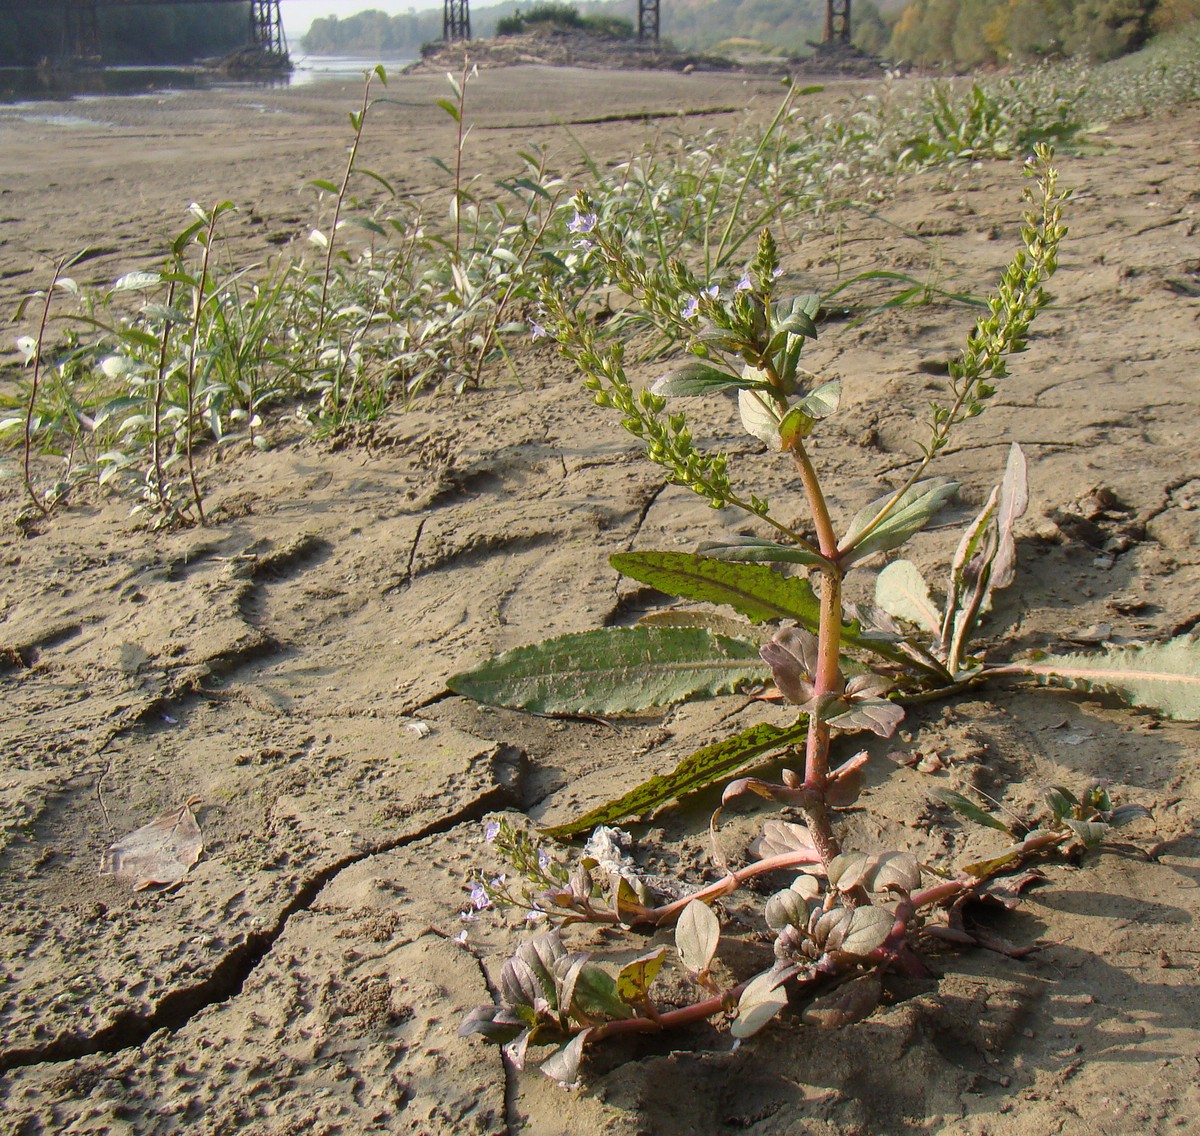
[{"xmin": 0, "ymin": 770, "xmax": 520, "ymax": 1075}]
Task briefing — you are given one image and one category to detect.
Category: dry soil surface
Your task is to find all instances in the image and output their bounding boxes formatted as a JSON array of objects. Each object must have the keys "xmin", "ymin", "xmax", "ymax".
[{"xmin": 0, "ymin": 66, "xmax": 1198, "ymax": 1136}]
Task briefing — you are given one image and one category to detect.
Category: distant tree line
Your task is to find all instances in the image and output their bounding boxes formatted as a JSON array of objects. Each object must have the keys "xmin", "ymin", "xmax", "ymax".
[{"xmin": 0, "ymin": 5, "xmax": 249, "ymax": 67}]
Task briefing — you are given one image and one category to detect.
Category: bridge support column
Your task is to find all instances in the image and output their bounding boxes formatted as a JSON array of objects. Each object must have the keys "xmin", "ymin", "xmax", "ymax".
[
  {"xmin": 823, "ymin": 0, "xmax": 852, "ymax": 44},
  {"xmin": 637, "ymin": 0, "xmax": 660, "ymax": 42},
  {"xmin": 443, "ymin": 0, "xmax": 470, "ymax": 41},
  {"xmin": 65, "ymin": 0, "xmax": 102, "ymax": 63},
  {"xmin": 249, "ymin": 0, "xmax": 288, "ymax": 58}
]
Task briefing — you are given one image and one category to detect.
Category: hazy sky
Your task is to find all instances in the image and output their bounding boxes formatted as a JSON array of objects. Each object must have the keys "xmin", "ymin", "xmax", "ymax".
[{"xmin": 281, "ymin": 1, "xmax": 436, "ymax": 46}]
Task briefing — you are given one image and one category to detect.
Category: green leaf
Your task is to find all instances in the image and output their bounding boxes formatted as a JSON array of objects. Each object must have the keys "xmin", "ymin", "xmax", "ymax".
[
  {"xmin": 1012, "ymin": 637, "xmax": 1200, "ymax": 721},
  {"xmin": 875, "ymin": 560, "xmax": 941, "ymax": 637},
  {"xmin": 611, "ymin": 552, "xmax": 891, "ymax": 663},
  {"xmin": 653, "ymin": 361, "xmax": 761, "ymax": 396},
  {"xmin": 611, "ymin": 551, "xmax": 820, "ymax": 625},
  {"xmin": 569, "ymin": 964, "xmax": 631, "ymax": 1021},
  {"xmin": 840, "ymin": 478, "xmax": 959, "ymax": 564},
  {"xmin": 697, "ymin": 537, "xmax": 828, "ymax": 569},
  {"xmin": 797, "ymin": 380, "xmax": 841, "ymax": 420},
  {"xmin": 931, "ymin": 788, "xmax": 1013, "ymax": 834},
  {"xmin": 540, "ymin": 720, "xmax": 809, "ymax": 839},
  {"xmin": 447, "ymin": 626, "xmax": 764, "ymax": 716}
]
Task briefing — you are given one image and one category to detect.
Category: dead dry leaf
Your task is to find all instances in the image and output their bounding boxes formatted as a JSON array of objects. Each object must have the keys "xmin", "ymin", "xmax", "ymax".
[{"xmin": 99, "ymin": 798, "xmax": 203, "ymax": 890}]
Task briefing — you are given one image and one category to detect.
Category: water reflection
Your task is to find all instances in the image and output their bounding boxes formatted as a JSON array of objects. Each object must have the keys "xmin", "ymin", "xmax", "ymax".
[{"xmin": 0, "ymin": 55, "xmax": 415, "ymax": 107}]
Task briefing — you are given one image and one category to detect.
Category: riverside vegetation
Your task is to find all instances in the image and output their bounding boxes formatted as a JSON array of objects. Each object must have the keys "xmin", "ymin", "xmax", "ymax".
[{"xmin": 5, "ymin": 46, "xmax": 1200, "ymax": 1090}]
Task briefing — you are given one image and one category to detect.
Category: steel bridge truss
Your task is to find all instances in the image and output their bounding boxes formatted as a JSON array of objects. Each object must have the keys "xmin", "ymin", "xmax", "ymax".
[
  {"xmin": 637, "ymin": 0, "xmax": 659, "ymax": 42},
  {"xmin": 443, "ymin": 0, "xmax": 470, "ymax": 41},
  {"xmin": 249, "ymin": 0, "xmax": 287, "ymax": 57}
]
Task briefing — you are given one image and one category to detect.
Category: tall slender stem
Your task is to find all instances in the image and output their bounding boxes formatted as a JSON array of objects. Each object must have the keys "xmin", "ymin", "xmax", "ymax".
[{"xmin": 22, "ymin": 260, "xmax": 66, "ymax": 516}]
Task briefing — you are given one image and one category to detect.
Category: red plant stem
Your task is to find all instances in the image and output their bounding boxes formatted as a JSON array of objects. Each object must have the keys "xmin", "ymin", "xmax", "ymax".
[
  {"xmin": 788, "ymin": 439, "xmax": 845, "ymax": 865},
  {"xmin": 588, "ymin": 981, "xmax": 749, "ymax": 1043}
]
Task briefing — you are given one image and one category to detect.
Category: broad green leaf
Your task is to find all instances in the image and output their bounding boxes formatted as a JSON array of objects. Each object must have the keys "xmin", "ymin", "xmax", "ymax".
[
  {"xmin": 611, "ymin": 551, "xmax": 820, "ymax": 626},
  {"xmin": 1064, "ymin": 818, "xmax": 1109, "ymax": 848},
  {"xmin": 931, "ymin": 788, "xmax": 1013, "ymax": 834},
  {"xmin": 654, "ymin": 361, "xmax": 761, "ymax": 396},
  {"xmin": 797, "ymin": 380, "xmax": 841, "ymax": 420},
  {"xmin": 697, "ymin": 537, "xmax": 828, "ymax": 569},
  {"xmin": 540, "ymin": 720, "xmax": 809, "ymax": 839},
  {"xmin": 447, "ymin": 626, "xmax": 764, "ymax": 716},
  {"xmin": 612, "ymin": 551, "xmax": 911, "ymax": 665},
  {"xmin": 1012, "ymin": 637, "xmax": 1200, "ymax": 721},
  {"xmin": 737, "ymin": 385, "xmax": 781, "ymax": 448},
  {"xmin": 840, "ymin": 478, "xmax": 958, "ymax": 564},
  {"xmin": 675, "ymin": 901, "xmax": 720, "ymax": 974},
  {"xmin": 570, "ymin": 963, "xmax": 631, "ymax": 1021},
  {"xmin": 875, "ymin": 560, "xmax": 941, "ymax": 637}
]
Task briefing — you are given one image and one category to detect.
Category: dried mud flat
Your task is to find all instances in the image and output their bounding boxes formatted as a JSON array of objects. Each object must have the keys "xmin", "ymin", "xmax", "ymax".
[{"xmin": 0, "ymin": 68, "xmax": 1198, "ymax": 1136}]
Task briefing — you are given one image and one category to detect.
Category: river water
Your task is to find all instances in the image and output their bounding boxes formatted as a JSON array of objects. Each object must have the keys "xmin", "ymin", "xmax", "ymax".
[{"xmin": 0, "ymin": 54, "xmax": 415, "ymax": 106}]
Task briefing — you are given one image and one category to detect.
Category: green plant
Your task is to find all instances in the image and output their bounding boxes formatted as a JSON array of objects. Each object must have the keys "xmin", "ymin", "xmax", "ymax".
[{"xmin": 453, "ymin": 148, "xmax": 1197, "ymax": 1081}]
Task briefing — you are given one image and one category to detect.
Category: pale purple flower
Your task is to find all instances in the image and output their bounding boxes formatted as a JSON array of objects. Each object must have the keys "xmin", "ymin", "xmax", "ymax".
[
  {"xmin": 484, "ymin": 819, "xmax": 501, "ymax": 843},
  {"xmin": 681, "ymin": 296, "xmax": 700, "ymax": 320},
  {"xmin": 735, "ymin": 273, "xmax": 752, "ymax": 293},
  {"xmin": 537, "ymin": 847, "xmax": 552, "ymax": 873},
  {"xmin": 530, "ymin": 321, "xmax": 548, "ymax": 341},
  {"xmin": 469, "ymin": 881, "xmax": 492, "ymax": 911},
  {"xmin": 567, "ymin": 211, "xmax": 597, "ymax": 234},
  {"xmin": 453, "ymin": 928, "xmax": 469, "ymax": 945}
]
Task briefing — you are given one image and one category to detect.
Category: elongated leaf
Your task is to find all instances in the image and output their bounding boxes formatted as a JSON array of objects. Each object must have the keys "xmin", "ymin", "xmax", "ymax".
[
  {"xmin": 540, "ymin": 720, "xmax": 809, "ymax": 839},
  {"xmin": 1013, "ymin": 637, "xmax": 1200, "ymax": 721},
  {"xmin": 611, "ymin": 552, "xmax": 895, "ymax": 663},
  {"xmin": 840, "ymin": 478, "xmax": 958, "ymax": 564},
  {"xmin": 611, "ymin": 551, "xmax": 821, "ymax": 626},
  {"xmin": 653, "ymin": 361, "xmax": 762, "ymax": 396},
  {"xmin": 875, "ymin": 559, "xmax": 941, "ymax": 636},
  {"xmin": 931, "ymin": 788, "xmax": 1013, "ymax": 834},
  {"xmin": 448, "ymin": 626, "xmax": 764, "ymax": 716},
  {"xmin": 697, "ymin": 537, "xmax": 828, "ymax": 569}
]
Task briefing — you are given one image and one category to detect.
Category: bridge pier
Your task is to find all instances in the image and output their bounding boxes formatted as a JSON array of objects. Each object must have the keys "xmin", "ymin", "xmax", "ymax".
[
  {"xmin": 637, "ymin": 0, "xmax": 660, "ymax": 42},
  {"xmin": 249, "ymin": 0, "xmax": 288, "ymax": 58},
  {"xmin": 443, "ymin": 0, "xmax": 470, "ymax": 41},
  {"xmin": 63, "ymin": 0, "xmax": 103, "ymax": 64}
]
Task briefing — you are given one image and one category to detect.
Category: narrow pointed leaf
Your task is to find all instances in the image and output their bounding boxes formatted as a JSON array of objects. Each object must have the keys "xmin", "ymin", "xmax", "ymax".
[
  {"xmin": 1011, "ymin": 637, "xmax": 1200, "ymax": 721},
  {"xmin": 841, "ymin": 478, "xmax": 958, "ymax": 564},
  {"xmin": 697, "ymin": 537, "xmax": 828, "ymax": 569},
  {"xmin": 447, "ymin": 626, "xmax": 764, "ymax": 716},
  {"xmin": 931, "ymin": 788, "xmax": 1013, "ymax": 834},
  {"xmin": 540, "ymin": 720, "xmax": 809, "ymax": 839}
]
